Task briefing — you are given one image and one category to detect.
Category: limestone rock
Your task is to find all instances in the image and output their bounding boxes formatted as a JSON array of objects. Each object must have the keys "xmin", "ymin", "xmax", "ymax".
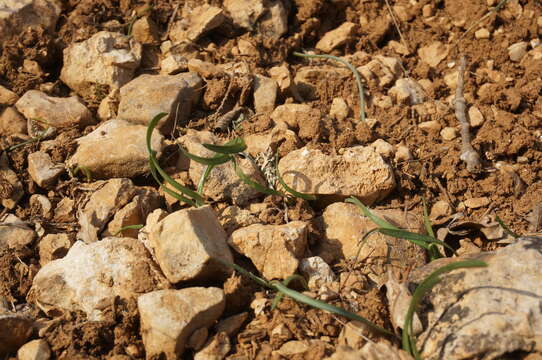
[
  {"xmin": 27, "ymin": 151, "xmax": 64, "ymax": 188},
  {"xmin": 229, "ymin": 221, "xmax": 308, "ymax": 279},
  {"xmin": 67, "ymin": 119, "xmax": 164, "ymax": 180},
  {"xmin": 268, "ymin": 65, "xmax": 302, "ymax": 100},
  {"xmin": 270, "ymin": 103, "xmax": 313, "ymax": 129},
  {"xmin": 0, "ymin": 106, "xmax": 26, "ymax": 137},
  {"xmin": 15, "ymin": 90, "xmax": 94, "ymax": 130},
  {"xmin": 215, "ymin": 312, "xmax": 248, "ymax": 336},
  {"xmin": 28, "ymin": 237, "xmax": 170, "ymax": 321},
  {"xmin": 277, "ymin": 146, "xmax": 395, "ymax": 205},
  {"xmin": 29, "ymin": 194, "xmax": 53, "ymax": 219},
  {"xmin": 173, "ymin": 5, "xmax": 225, "ymax": 42},
  {"xmin": 104, "ymin": 188, "xmax": 162, "ymax": 238},
  {"xmin": 38, "ymin": 233, "xmax": 72, "ymax": 266},
  {"xmin": 138, "ymin": 287, "xmax": 225, "ymax": 359},
  {"xmin": 0, "ymin": 313, "xmax": 34, "ymax": 356},
  {"xmin": 508, "ymin": 41, "xmax": 528, "ymax": 62},
  {"xmin": 0, "ymin": 153, "xmax": 23, "ymax": 209},
  {"xmin": 258, "ymin": 0, "xmax": 288, "ymax": 39},
  {"xmin": 160, "ymin": 54, "xmax": 188, "ymax": 75},
  {"xmin": 0, "ymin": 85, "xmax": 19, "ymax": 105},
  {"xmin": 418, "ymin": 41, "xmax": 448, "ymax": 67},
  {"xmin": 410, "ymin": 236, "xmax": 542, "ymax": 360},
  {"xmin": 389, "ymin": 78, "xmax": 426, "ymax": 105},
  {"xmin": 440, "ymin": 127, "xmax": 458, "ymax": 141},
  {"xmin": 468, "ymin": 106, "xmax": 485, "ymax": 127},
  {"xmin": 217, "ymin": 205, "xmax": 260, "ymax": 235},
  {"xmin": 179, "ymin": 130, "xmax": 264, "ymax": 206},
  {"xmin": 194, "ymin": 332, "xmax": 231, "ymax": 360},
  {"xmin": 317, "ymin": 203, "xmax": 426, "ymax": 282},
  {"xmin": 60, "ymin": 31, "xmax": 142, "ymax": 99},
  {"xmin": 299, "ymin": 256, "xmax": 336, "ymax": 291},
  {"xmin": 329, "ymin": 98, "xmax": 350, "ymax": 121},
  {"xmin": 17, "ymin": 339, "xmax": 51, "ymax": 360},
  {"xmin": 0, "ymin": 214, "xmax": 36, "ymax": 250},
  {"xmin": 76, "ymin": 178, "xmax": 138, "ymax": 243},
  {"xmin": 223, "ymin": 0, "xmax": 265, "ymax": 30},
  {"xmin": 131, "ymin": 16, "xmax": 159, "ymax": 45},
  {"xmin": 316, "ymin": 22, "xmax": 357, "ymax": 53},
  {"xmin": 0, "ymin": 0, "xmax": 61, "ymax": 43},
  {"xmin": 148, "ymin": 206, "xmax": 233, "ymax": 284},
  {"xmin": 253, "ymin": 75, "xmax": 278, "ymax": 113},
  {"xmin": 117, "ymin": 72, "xmax": 202, "ymax": 133}
]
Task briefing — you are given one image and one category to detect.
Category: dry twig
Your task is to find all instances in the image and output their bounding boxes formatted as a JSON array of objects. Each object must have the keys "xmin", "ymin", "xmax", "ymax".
[{"xmin": 454, "ymin": 56, "xmax": 482, "ymax": 173}]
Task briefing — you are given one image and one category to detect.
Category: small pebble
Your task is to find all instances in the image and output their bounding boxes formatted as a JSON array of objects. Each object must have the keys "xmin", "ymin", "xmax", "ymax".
[
  {"xmin": 464, "ymin": 197, "xmax": 490, "ymax": 209},
  {"xmin": 440, "ymin": 127, "xmax": 458, "ymax": 141},
  {"xmin": 474, "ymin": 28, "xmax": 490, "ymax": 39},
  {"xmin": 508, "ymin": 42, "xmax": 528, "ymax": 62},
  {"xmin": 468, "ymin": 106, "xmax": 485, "ymax": 127},
  {"xmin": 418, "ymin": 120, "xmax": 442, "ymax": 132}
]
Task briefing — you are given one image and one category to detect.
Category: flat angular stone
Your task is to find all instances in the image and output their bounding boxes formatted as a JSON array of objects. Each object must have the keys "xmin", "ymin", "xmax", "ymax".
[
  {"xmin": 67, "ymin": 119, "xmax": 164, "ymax": 180},
  {"xmin": 138, "ymin": 287, "xmax": 225, "ymax": 359},
  {"xmin": 411, "ymin": 236, "xmax": 542, "ymax": 360},
  {"xmin": 278, "ymin": 146, "xmax": 395, "ymax": 205},
  {"xmin": 15, "ymin": 90, "xmax": 94, "ymax": 130},
  {"xmin": 0, "ymin": 214, "xmax": 36, "ymax": 251},
  {"xmin": 229, "ymin": 221, "xmax": 308, "ymax": 279},
  {"xmin": 28, "ymin": 237, "xmax": 170, "ymax": 321},
  {"xmin": 316, "ymin": 22, "xmax": 357, "ymax": 52},
  {"xmin": 27, "ymin": 151, "xmax": 64, "ymax": 188},
  {"xmin": 148, "ymin": 206, "xmax": 233, "ymax": 284},
  {"xmin": 117, "ymin": 72, "xmax": 202, "ymax": 133},
  {"xmin": 60, "ymin": 31, "xmax": 142, "ymax": 99},
  {"xmin": 0, "ymin": 0, "xmax": 61, "ymax": 43}
]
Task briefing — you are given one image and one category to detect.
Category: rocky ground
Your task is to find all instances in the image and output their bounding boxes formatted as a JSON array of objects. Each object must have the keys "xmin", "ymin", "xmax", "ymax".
[{"xmin": 1, "ymin": 0, "xmax": 541, "ymax": 359}]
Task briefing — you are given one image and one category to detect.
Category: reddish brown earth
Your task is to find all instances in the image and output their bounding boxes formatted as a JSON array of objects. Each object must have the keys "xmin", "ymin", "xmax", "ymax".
[{"xmin": 1, "ymin": 0, "xmax": 541, "ymax": 359}]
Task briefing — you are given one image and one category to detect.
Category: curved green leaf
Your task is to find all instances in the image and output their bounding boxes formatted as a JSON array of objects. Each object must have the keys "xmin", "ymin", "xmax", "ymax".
[
  {"xmin": 202, "ymin": 137, "xmax": 247, "ymax": 154},
  {"xmin": 146, "ymin": 113, "xmax": 204, "ymax": 206},
  {"xmin": 346, "ymin": 196, "xmax": 399, "ymax": 230},
  {"xmin": 276, "ymin": 157, "xmax": 317, "ymax": 200},
  {"xmin": 181, "ymin": 147, "xmax": 232, "ymax": 166},
  {"xmin": 402, "ymin": 260, "xmax": 488, "ymax": 358},
  {"xmin": 233, "ymin": 157, "xmax": 283, "ymax": 196}
]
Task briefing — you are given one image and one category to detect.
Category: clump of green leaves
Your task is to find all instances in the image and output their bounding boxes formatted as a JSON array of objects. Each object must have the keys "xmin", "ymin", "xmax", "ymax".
[
  {"xmin": 146, "ymin": 113, "xmax": 316, "ymax": 206},
  {"xmin": 346, "ymin": 196, "xmax": 454, "ymax": 260}
]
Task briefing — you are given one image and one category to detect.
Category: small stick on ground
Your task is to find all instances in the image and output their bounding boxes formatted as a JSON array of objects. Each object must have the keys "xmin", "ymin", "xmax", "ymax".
[{"xmin": 454, "ymin": 56, "xmax": 482, "ymax": 173}]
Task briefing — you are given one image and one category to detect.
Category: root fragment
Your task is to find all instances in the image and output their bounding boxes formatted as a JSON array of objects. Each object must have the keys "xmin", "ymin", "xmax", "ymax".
[{"xmin": 454, "ymin": 57, "xmax": 482, "ymax": 173}]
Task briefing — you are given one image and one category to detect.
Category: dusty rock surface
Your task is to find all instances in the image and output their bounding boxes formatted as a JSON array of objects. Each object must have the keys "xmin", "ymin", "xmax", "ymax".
[
  {"xmin": 28, "ymin": 237, "xmax": 170, "ymax": 321},
  {"xmin": 410, "ymin": 236, "xmax": 542, "ymax": 360},
  {"xmin": 229, "ymin": 221, "xmax": 308, "ymax": 280},
  {"xmin": 278, "ymin": 146, "xmax": 396, "ymax": 204},
  {"xmin": 138, "ymin": 287, "xmax": 225, "ymax": 359},
  {"xmin": 148, "ymin": 206, "xmax": 233, "ymax": 284},
  {"xmin": 67, "ymin": 119, "xmax": 164, "ymax": 179}
]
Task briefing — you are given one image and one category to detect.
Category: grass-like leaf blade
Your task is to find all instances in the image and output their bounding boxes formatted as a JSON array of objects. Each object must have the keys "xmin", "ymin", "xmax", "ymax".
[
  {"xmin": 202, "ymin": 137, "xmax": 247, "ymax": 154},
  {"xmin": 378, "ymin": 228, "xmax": 456, "ymax": 255},
  {"xmin": 271, "ymin": 280, "xmax": 396, "ymax": 337},
  {"xmin": 346, "ymin": 196, "xmax": 399, "ymax": 230},
  {"xmin": 233, "ymin": 157, "xmax": 283, "ymax": 196},
  {"xmin": 146, "ymin": 113, "xmax": 204, "ymax": 206},
  {"xmin": 181, "ymin": 147, "xmax": 232, "ymax": 166},
  {"xmin": 276, "ymin": 159, "xmax": 317, "ymax": 201},
  {"xmin": 402, "ymin": 259, "xmax": 488, "ymax": 358}
]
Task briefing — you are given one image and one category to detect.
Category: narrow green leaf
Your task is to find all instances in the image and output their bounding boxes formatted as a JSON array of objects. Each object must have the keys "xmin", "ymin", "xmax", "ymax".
[
  {"xmin": 181, "ymin": 147, "xmax": 232, "ymax": 166},
  {"xmin": 146, "ymin": 113, "xmax": 204, "ymax": 206},
  {"xmin": 271, "ymin": 274, "xmax": 309, "ymax": 310},
  {"xmin": 495, "ymin": 215, "xmax": 520, "ymax": 238},
  {"xmin": 149, "ymin": 159, "xmax": 198, "ymax": 207},
  {"xmin": 402, "ymin": 260, "xmax": 488, "ymax": 357},
  {"xmin": 346, "ymin": 196, "xmax": 399, "ymax": 230},
  {"xmin": 422, "ymin": 197, "xmax": 435, "ymax": 239},
  {"xmin": 113, "ymin": 224, "xmax": 144, "ymax": 236},
  {"xmin": 377, "ymin": 228, "xmax": 457, "ymax": 255},
  {"xmin": 271, "ymin": 280, "xmax": 396, "ymax": 338},
  {"xmin": 293, "ymin": 51, "xmax": 366, "ymax": 123},
  {"xmin": 276, "ymin": 159, "xmax": 317, "ymax": 201},
  {"xmin": 233, "ymin": 157, "xmax": 284, "ymax": 196},
  {"xmin": 215, "ymin": 258, "xmax": 270, "ymax": 289},
  {"xmin": 198, "ymin": 164, "xmax": 215, "ymax": 195},
  {"xmin": 202, "ymin": 137, "xmax": 247, "ymax": 154}
]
